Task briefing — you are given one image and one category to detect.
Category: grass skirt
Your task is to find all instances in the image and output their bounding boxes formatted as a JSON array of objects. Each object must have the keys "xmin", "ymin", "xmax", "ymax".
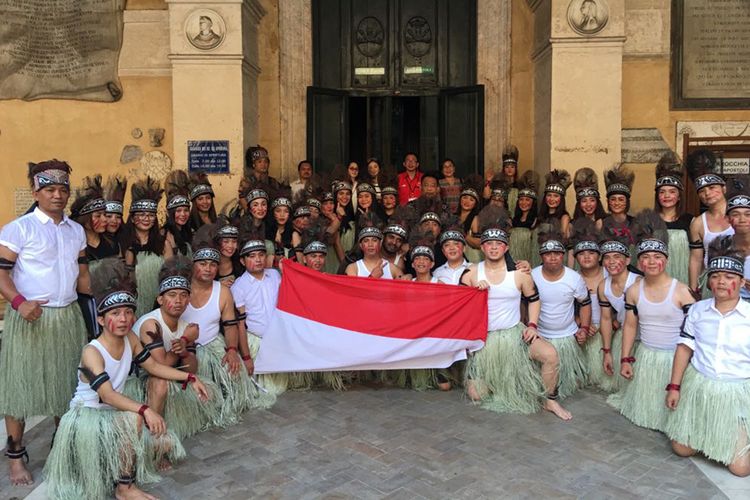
[
  {"xmin": 198, "ymin": 336, "xmax": 275, "ymax": 424},
  {"xmin": 314, "ymin": 371, "xmax": 348, "ymax": 391},
  {"xmin": 464, "ymin": 246, "xmax": 483, "ymax": 264},
  {"xmin": 509, "ymin": 227, "xmax": 534, "ymax": 265},
  {"xmin": 546, "ymin": 336, "xmax": 589, "ymax": 399},
  {"xmin": 0, "ymin": 304, "xmax": 87, "ymax": 419},
  {"xmin": 607, "ymin": 343, "xmax": 673, "ymax": 432},
  {"xmin": 409, "ymin": 369, "xmax": 438, "ymax": 391},
  {"xmin": 585, "ymin": 329, "xmax": 625, "ymax": 393},
  {"xmin": 530, "ymin": 227, "xmax": 542, "ymax": 268},
  {"xmin": 667, "ymin": 229, "xmax": 689, "ymax": 285},
  {"xmin": 287, "ymin": 371, "xmax": 315, "ymax": 391},
  {"xmin": 507, "ymin": 187, "xmax": 519, "ymax": 217},
  {"xmin": 665, "ymin": 366, "xmax": 750, "ymax": 465},
  {"xmin": 324, "ymin": 248, "xmax": 341, "ymax": 274},
  {"xmin": 44, "ymin": 405, "xmax": 163, "ymax": 500},
  {"xmin": 247, "ymin": 332, "xmax": 290, "ymax": 396},
  {"xmin": 465, "ymin": 324, "xmax": 545, "ymax": 414},
  {"xmin": 134, "ymin": 252, "xmax": 164, "ymax": 317},
  {"xmin": 340, "ymin": 225, "xmax": 356, "ymax": 255}
]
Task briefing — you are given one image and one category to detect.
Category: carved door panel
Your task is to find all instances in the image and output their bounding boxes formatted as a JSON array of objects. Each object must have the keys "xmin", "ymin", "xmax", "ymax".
[
  {"xmin": 307, "ymin": 87, "xmax": 350, "ymax": 173},
  {"xmin": 439, "ymin": 85, "xmax": 484, "ymax": 177}
]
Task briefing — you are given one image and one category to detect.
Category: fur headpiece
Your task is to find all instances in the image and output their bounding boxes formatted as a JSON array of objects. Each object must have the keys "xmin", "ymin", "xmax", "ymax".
[
  {"xmin": 502, "ymin": 144, "xmax": 519, "ymax": 165},
  {"xmin": 604, "ymin": 164, "xmax": 635, "ymax": 198},
  {"xmin": 727, "ymin": 175, "xmax": 750, "ymax": 213},
  {"xmin": 158, "ymin": 255, "xmax": 193, "ymax": 294},
  {"xmin": 570, "ymin": 218, "xmax": 600, "ymax": 255},
  {"xmin": 91, "ymin": 257, "xmax": 137, "ymax": 315},
  {"xmin": 633, "ymin": 209, "xmax": 669, "ymax": 257},
  {"xmin": 544, "ymin": 169, "xmax": 571, "ymax": 196},
  {"xmin": 706, "ymin": 235, "xmax": 744, "ymax": 277},
  {"xmin": 574, "ymin": 167, "xmax": 599, "ymax": 200},
  {"xmin": 165, "ymin": 170, "xmax": 191, "ymax": 210},
  {"xmin": 686, "ymin": 148, "xmax": 725, "ymax": 191},
  {"xmin": 104, "ymin": 175, "xmax": 128, "ymax": 215},
  {"xmin": 537, "ymin": 219, "xmax": 566, "ymax": 254},
  {"xmin": 70, "ymin": 175, "xmax": 107, "ymax": 220},
  {"xmin": 189, "ymin": 172, "xmax": 214, "ymax": 200},
  {"xmin": 129, "ymin": 176, "xmax": 163, "ymax": 214},
  {"xmin": 655, "ymin": 151, "xmax": 684, "ymax": 191},
  {"xmin": 516, "ymin": 170, "xmax": 539, "ymax": 200}
]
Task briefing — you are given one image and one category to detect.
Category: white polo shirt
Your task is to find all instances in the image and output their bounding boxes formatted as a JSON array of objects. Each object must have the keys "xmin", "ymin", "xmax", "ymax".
[
  {"xmin": 680, "ymin": 298, "xmax": 750, "ymax": 380},
  {"xmin": 433, "ymin": 259, "xmax": 471, "ymax": 285},
  {"xmin": 231, "ymin": 268, "xmax": 281, "ymax": 337},
  {"xmin": 531, "ymin": 266, "xmax": 589, "ymax": 339},
  {"xmin": 0, "ymin": 207, "xmax": 86, "ymax": 307}
]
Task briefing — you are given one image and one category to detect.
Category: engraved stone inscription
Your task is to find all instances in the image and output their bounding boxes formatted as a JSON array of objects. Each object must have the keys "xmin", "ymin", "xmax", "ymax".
[
  {"xmin": 681, "ymin": 0, "xmax": 750, "ymax": 99},
  {"xmin": 0, "ymin": 0, "xmax": 125, "ymax": 102}
]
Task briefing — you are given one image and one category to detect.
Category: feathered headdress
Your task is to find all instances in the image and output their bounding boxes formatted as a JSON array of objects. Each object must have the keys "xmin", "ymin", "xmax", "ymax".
[
  {"xmin": 463, "ymin": 174, "xmax": 486, "ymax": 202},
  {"xmin": 633, "ymin": 209, "xmax": 669, "ymax": 258},
  {"xmin": 544, "ymin": 169, "xmax": 571, "ymax": 196},
  {"xmin": 191, "ymin": 220, "xmax": 222, "ymax": 263},
  {"xmin": 104, "ymin": 175, "xmax": 128, "ymax": 215},
  {"xmin": 574, "ymin": 167, "xmax": 599, "ymax": 200},
  {"xmin": 157, "ymin": 255, "xmax": 193, "ymax": 295},
  {"xmin": 686, "ymin": 148, "xmax": 725, "ymax": 192},
  {"xmin": 570, "ymin": 218, "xmax": 600, "ymax": 256},
  {"xmin": 91, "ymin": 257, "xmax": 137, "ymax": 316},
  {"xmin": 599, "ymin": 216, "xmax": 632, "ymax": 257},
  {"xmin": 300, "ymin": 216, "xmax": 330, "ymax": 255},
  {"xmin": 129, "ymin": 176, "xmax": 163, "ymax": 214},
  {"xmin": 477, "ymin": 204, "xmax": 511, "ymax": 245},
  {"xmin": 189, "ymin": 172, "xmax": 214, "ymax": 201},
  {"xmin": 165, "ymin": 170, "xmax": 191, "ymax": 210},
  {"xmin": 516, "ymin": 170, "xmax": 539, "ymax": 200},
  {"xmin": 384, "ymin": 205, "xmax": 417, "ymax": 241},
  {"xmin": 537, "ymin": 219, "xmax": 566, "ymax": 254},
  {"xmin": 604, "ymin": 164, "xmax": 635, "ymax": 198},
  {"xmin": 244, "ymin": 145, "xmax": 270, "ymax": 179},
  {"xmin": 70, "ymin": 175, "xmax": 106, "ymax": 220},
  {"xmin": 502, "ymin": 144, "xmax": 519, "ymax": 165},
  {"xmin": 706, "ymin": 235, "xmax": 744, "ymax": 277},
  {"xmin": 408, "ymin": 228, "xmax": 437, "ymax": 262},
  {"xmin": 727, "ymin": 175, "xmax": 750, "ymax": 214},
  {"xmin": 655, "ymin": 151, "xmax": 683, "ymax": 191},
  {"xmin": 238, "ymin": 224, "xmax": 267, "ymax": 257}
]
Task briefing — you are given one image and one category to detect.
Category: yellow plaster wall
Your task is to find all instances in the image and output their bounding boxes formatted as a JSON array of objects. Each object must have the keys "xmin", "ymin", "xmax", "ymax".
[
  {"xmin": 622, "ymin": 56, "xmax": 750, "ymax": 212},
  {"xmin": 256, "ymin": 0, "xmax": 283, "ymax": 179},
  {"xmin": 510, "ymin": 0, "xmax": 535, "ymax": 175},
  {"xmin": 0, "ymin": 76, "xmax": 173, "ymax": 225}
]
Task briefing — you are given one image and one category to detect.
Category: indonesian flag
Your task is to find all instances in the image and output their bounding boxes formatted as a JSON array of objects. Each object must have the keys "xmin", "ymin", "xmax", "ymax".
[{"xmin": 254, "ymin": 259, "xmax": 488, "ymax": 373}]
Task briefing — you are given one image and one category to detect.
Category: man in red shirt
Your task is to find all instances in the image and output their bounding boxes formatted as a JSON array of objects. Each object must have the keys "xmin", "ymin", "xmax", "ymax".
[{"xmin": 397, "ymin": 152, "xmax": 423, "ymax": 205}]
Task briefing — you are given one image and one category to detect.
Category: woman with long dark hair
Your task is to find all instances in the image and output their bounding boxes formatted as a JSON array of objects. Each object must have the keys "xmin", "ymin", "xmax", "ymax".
[
  {"xmin": 509, "ymin": 171, "xmax": 539, "ymax": 264},
  {"xmin": 601, "ymin": 165, "xmax": 635, "ymax": 259},
  {"xmin": 188, "ymin": 172, "xmax": 217, "ymax": 232},
  {"xmin": 654, "ymin": 153, "xmax": 692, "ymax": 285},
  {"xmin": 163, "ymin": 170, "xmax": 194, "ymax": 257},
  {"xmin": 70, "ymin": 175, "xmax": 120, "ymax": 273},
  {"xmin": 439, "ymin": 158, "xmax": 463, "ymax": 214},
  {"xmin": 568, "ymin": 167, "xmax": 606, "ymax": 267},
  {"xmin": 535, "ymin": 169, "xmax": 571, "ymax": 267}
]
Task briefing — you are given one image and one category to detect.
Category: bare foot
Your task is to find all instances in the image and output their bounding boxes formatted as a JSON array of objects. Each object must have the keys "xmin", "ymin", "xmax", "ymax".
[
  {"xmin": 116, "ymin": 483, "xmax": 158, "ymax": 500},
  {"xmin": 437, "ymin": 381, "xmax": 451, "ymax": 392},
  {"xmin": 543, "ymin": 399, "xmax": 572, "ymax": 421},
  {"xmin": 8, "ymin": 457, "xmax": 33, "ymax": 486},
  {"xmin": 466, "ymin": 380, "xmax": 486, "ymax": 402}
]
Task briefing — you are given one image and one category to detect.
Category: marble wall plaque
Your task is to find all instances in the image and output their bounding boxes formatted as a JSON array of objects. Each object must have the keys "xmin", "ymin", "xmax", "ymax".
[{"xmin": 672, "ymin": 0, "xmax": 750, "ymax": 108}]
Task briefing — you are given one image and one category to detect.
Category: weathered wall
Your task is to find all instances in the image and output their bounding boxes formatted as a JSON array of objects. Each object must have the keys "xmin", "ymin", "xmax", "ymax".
[{"xmin": 509, "ymin": 0, "xmax": 535, "ymax": 175}]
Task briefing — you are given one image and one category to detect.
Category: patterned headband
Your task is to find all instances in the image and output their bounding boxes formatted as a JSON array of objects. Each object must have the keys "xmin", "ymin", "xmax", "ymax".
[
  {"xmin": 381, "ymin": 186, "xmax": 398, "ymax": 197},
  {"xmin": 439, "ymin": 230, "xmax": 466, "ymax": 246},
  {"xmin": 130, "ymin": 199, "xmax": 158, "ymax": 213},
  {"xmin": 193, "ymin": 247, "xmax": 221, "ymax": 263},
  {"xmin": 576, "ymin": 187, "xmax": 599, "ymax": 200},
  {"xmin": 637, "ymin": 238, "xmax": 668, "ymax": 257},
  {"xmin": 600, "ymin": 240, "xmax": 630, "ymax": 257},
  {"xmin": 607, "ymin": 184, "xmax": 631, "ymax": 197},
  {"xmin": 167, "ymin": 195, "xmax": 190, "ymax": 211},
  {"xmin": 358, "ymin": 226, "xmax": 383, "ymax": 241},
  {"xmin": 357, "ymin": 183, "xmax": 376, "ymax": 195},
  {"xmin": 420, "ymin": 212, "xmax": 441, "ymax": 225},
  {"xmin": 655, "ymin": 176, "xmax": 683, "ymax": 191},
  {"xmin": 105, "ymin": 201, "xmax": 123, "ymax": 215},
  {"xmin": 518, "ymin": 188, "xmax": 537, "ymax": 200},
  {"xmin": 545, "ymin": 184, "xmax": 565, "ymax": 196},
  {"xmin": 539, "ymin": 239, "xmax": 566, "ymax": 254},
  {"xmin": 217, "ymin": 225, "xmax": 239, "ymax": 239},
  {"xmin": 78, "ymin": 198, "xmax": 107, "ymax": 216},
  {"xmin": 707, "ymin": 256, "xmax": 744, "ymax": 277},
  {"xmin": 383, "ymin": 224, "xmax": 408, "ymax": 239},
  {"xmin": 251, "ymin": 147, "xmax": 269, "ymax": 162},
  {"xmin": 573, "ymin": 240, "xmax": 600, "ymax": 255},
  {"xmin": 271, "ymin": 197, "xmax": 292, "ymax": 210},
  {"xmin": 159, "ymin": 275, "xmax": 191, "ymax": 295},
  {"xmin": 694, "ymin": 174, "xmax": 725, "ymax": 191},
  {"xmin": 189, "ymin": 184, "xmax": 214, "ymax": 200},
  {"xmin": 239, "ymin": 239, "xmax": 266, "ymax": 256},
  {"xmin": 481, "ymin": 228, "xmax": 509, "ymax": 245},
  {"xmin": 293, "ymin": 206, "xmax": 312, "ymax": 219},
  {"xmin": 33, "ymin": 169, "xmax": 70, "ymax": 191},
  {"xmin": 461, "ymin": 188, "xmax": 480, "ymax": 200},
  {"xmin": 97, "ymin": 291, "xmax": 137, "ymax": 315},
  {"xmin": 303, "ymin": 240, "xmax": 327, "ymax": 255},
  {"xmin": 307, "ymin": 198, "xmax": 321, "ymax": 209},
  {"xmin": 410, "ymin": 245, "xmax": 435, "ymax": 261},
  {"xmin": 246, "ymin": 189, "xmax": 268, "ymax": 203},
  {"xmin": 727, "ymin": 194, "xmax": 750, "ymax": 213}
]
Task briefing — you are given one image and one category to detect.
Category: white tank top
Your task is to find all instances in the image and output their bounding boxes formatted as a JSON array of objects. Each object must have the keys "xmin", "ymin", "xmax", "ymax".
[
  {"xmin": 412, "ymin": 277, "xmax": 439, "ymax": 283},
  {"xmin": 132, "ymin": 308, "xmax": 187, "ymax": 352},
  {"xmin": 604, "ymin": 272, "xmax": 638, "ymax": 325},
  {"xmin": 702, "ymin": 212, "xmax": 734, "ymax": 266},
  {"xmin": 71, "ymin": 339, "xmax": 132, "ymax": 409},
  {"xmin": 356, "ymin": 259, "xmax": 393, "ymax": 279},
  {"xmin": 478, "ymin": 262, "xmax": 521, "ymax": 331},
  {"xmin": 637, "ymin": 278, "xmax": 684, "ymax": 350},
  {"xmin": 182, "ymin": 281, "xmax": 222, "ymax": 346},
  {"xmin": 585, "ymin": 269, "xmax": 608, "ymax": 326},
  {"xmin": 742, "ymin": 256, "xmax": 750, "ymax": 301}
]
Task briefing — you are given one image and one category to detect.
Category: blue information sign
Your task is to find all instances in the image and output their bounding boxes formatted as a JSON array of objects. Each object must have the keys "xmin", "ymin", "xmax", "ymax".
[{"xmin": 187, "ymin": 140, "xmax": 230, "ymax": 173}]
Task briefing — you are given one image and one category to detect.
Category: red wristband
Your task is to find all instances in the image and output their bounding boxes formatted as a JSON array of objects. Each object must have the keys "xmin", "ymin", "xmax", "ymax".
[
  {"xmin": 666, "ymin": 383, "xmax": 681, "ymax": 392},
  {"xmin": 621, "ymin": 356, "xmax": 636, "ymax": 364},
  {"xmin": 241, "ymin": 354, "xmax": 252, "ymax": 361},
  {"xmin": 180, "ymin": 335, "xmax": 190, "ymax": 344},
  {"xmin": 527, "ymin": 322, "xmax": 538, "ymax": 329},
  {"xmin": 225, "ymin": 346, "xmax": 237, "ymax": 353},
  {"xmin": 11, "ymin": 294, "xmax": 26, "ymax": 311},
  {"xmin": 600, "ymin": 348, "xmax": 611, "ymax": 354},
  {"xmin": 181, "ymin": 372, "xmax": 196, "ymax": 390},
  {"xmin": 580, "ymin": 325, "xmax": 590, "ymax": 331},
  {"xmin": 138, "ymin": 404, "xmax": 149, "ymax": 417}
]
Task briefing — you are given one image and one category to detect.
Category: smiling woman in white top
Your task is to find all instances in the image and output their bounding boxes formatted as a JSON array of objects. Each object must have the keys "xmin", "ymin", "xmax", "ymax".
[{"xmin": 665, "ymin": 236, "xmax": 750, "ymax": 478}]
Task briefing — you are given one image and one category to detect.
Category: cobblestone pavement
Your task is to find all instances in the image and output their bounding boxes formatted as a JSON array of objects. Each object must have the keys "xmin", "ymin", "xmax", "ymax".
[{"xmin": 2, "ymin": 386, "xmax": 732, "ymax": 499}]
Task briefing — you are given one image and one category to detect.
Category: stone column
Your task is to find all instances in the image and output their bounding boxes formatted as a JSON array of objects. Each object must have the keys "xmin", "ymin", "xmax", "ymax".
[
  {"xmin": 529, "ymin": 0, "xmax": 625, "ymax": 199},
  {"xmin": 167, "ymin": 0, "xmax": 265, "ymax": 201}
]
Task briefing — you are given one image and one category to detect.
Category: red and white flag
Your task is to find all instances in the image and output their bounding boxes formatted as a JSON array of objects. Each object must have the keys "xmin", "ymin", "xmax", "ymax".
[{"xmin": 254, "ymin": 259, "xmax": 487, "ymax": 373}]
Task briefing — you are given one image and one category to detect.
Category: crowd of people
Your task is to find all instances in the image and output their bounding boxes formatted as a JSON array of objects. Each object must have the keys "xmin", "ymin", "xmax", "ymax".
[{"xmin": 1, "ymin": 144, "xmax": 749, "ymax": 499}]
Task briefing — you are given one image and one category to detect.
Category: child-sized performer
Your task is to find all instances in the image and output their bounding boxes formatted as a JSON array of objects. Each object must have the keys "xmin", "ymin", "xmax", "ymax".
[{"xmin": 44, "ymin": 259, "xmax": 210, "ymax": 500}]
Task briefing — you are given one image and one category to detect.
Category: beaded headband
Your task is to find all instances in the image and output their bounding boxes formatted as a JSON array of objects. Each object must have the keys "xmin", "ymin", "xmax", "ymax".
[
  {"xmin": 192, "ymin": 247, "xmax": 221, "ymax": 263},
  {"xmin": 419, "ymin": 212, "xmax": 441, "ymax": 225},
  {"xmin": 217, "ymin": 225, "xmax": 239, "ymax": 239},
  {"xmin": 321, "ymin": 192, "xmax": 335, "ymax": 202},
  {"xmin": 190, "ymin": 184, "xmax": 214, "ymax": 200},
  {"xmin": 271, "ymin": 197, "xmax": 292, "ymax": 210},
  {"xmin": 246, "ymin": 189, "xmax": 268, "ymax": 203},
  {"xmin": 439, "ymin": 230, "xmax": 466, "ymax": 246},
  {"xmin": 481, "ymin": 228, "xmax": 509, "ymax": 245},
  {"xmin": 728, "ymin": 194, "xmax": 750, "ymax": 213},
  {"xmin": 606, "ymin": 184, "xmax": 631, "ymax": 197},
  {"xmin": 539, "ymin": 239, "xmax": 566, "ymax": 254},
  {"xmin": 130, "ymin": 199, "xmax": 158, "ymax": 213},
  {"xmin": 576, "ymin": 187, "xmax": 599, "ymax": 200},
  {"xmin": 410, "ymin": 245, "xmax": 435, "ymax": 261},
  {"xmin": 79, "ymin": 198, "xmax": 107, "ymax": 216},
  {"xmin": 250, "ymin": 147, "xmax": 269, "ymax": 162},
  {"xmin": 159, "ymin": 275, "xmax": 191, "ymax": 295},
  {"xmin": 490, "ymin": 188, "xmax": 506, "ymax": 200},
  {"xmin": 303, "ymin": 240, "xmax": 327, "ymax": 255},
  {"xmin": 293, "ymin": 206, "xmax": 312, "ymax": 219},
  {"xmin": 357, "ymin": 183, "xmax": 376, "ymax": 195},
  {"xmin": 358, "ymin": 226, "xmax": 383, "ymax": 241},
  {"xmin": 33, "ymin": 169, "xmax": 70, "ymax": 191},
  {"xmin": 461, "ymin": 188, "xmax": 480, "ymax": 200},
  {"xmin": 573, "ymin": 240, "xmax": 600, "ymax": 255},
  {"xmin": 333, "ymin": 181, "xmax": 353, "ymax": 193},
  {"xmin": 239, "ymin": 240, "xmax": 267, "ymax": 256},
  {"xmin": 637, "ymin": 238, "xmax": 669, "ymax": 257},
  {"xmin": 383, "ymin": 224, "xmax": 408, "ymax": 239},
  {"xmin": 707, "ymin": 256, "xmax": 744, "ymax": 277},
  {"xmin": 105, "ymin": 201, "xmax": 123, "ymax": 215},
  {"xmin": 655, "ymin": 176, "xmax": 683, "ymax": 191},
  {"xmin": 307, "ymin": 198, "xmax": 321, "ymax": 209},
  {"xmin": 600, "ymin": 240, "xmax": 630, "ymax": 257},
  {"xmin": 694, "ymin": 173, "xmax": 725, "ymax": 191},
  {"xmin": 544, "ymin": 184, "xmax": 565, "ymax": 196},
  {"xmin": 167, "ymin": 195, "xmax": 190, "ymax": 211},
  {"xmin": 381, "ymin": 186, "xmax": 398, "ymax": 197},
  {"xmin": 97, "ymin": 291, "xmax": 137, "ymax": 315},
  {"xmin": 518, "ymin": 188, "xmax": 537, "ymax": 200}
]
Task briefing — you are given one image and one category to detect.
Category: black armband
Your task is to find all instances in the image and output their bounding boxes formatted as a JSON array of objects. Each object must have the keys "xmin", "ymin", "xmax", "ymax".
[
  {"xmin": 679, "ymin": 330, "xmax": 695, "ymax": 340},
  {"xmin": 523, "ymin": 292, "xmax": 540, "ymax": 303},
  {"xmin": 221, "ymin": 318, "xmax": 240, "ymax": 327},
  {"xmin": 577, "ymin": 296, "xmax": 592, "ymax": 307},
  {"xmin": 682, "ymin": 304, "xmax": 693, "ymax": 314},
  {"xmin": 79, "ymin": 369, "xmax": 110, "ymax": 391},
  {"xmin": 624, "ymin": 302, "xmax": 638, "ymax": 315},
  {"xmin": 133, "ymin": 348, "xmax": 151, "ymax": 365},
  {"xmin": 124, "ymin": 264, "xmax": 135, "ymax": 272},
  {"xmin": 236, "ymin": 312, "xmax": 247, "ymax": 321},
  {"xmin": 598, "ymin": 300, "xmax": 612, "ymax": 308},
  {"xmin": 143, "ymin": 340, "xmax": 164, "ymax": 351},
  {"xmin": 0, "ymin": 258, "xmax": 15, "ymax": 270},
  {"xmin": 77, "ymin": 255, "xmax": 89, "ymax": 265},
  {"xmin": 688, "ymin": 240, "xmax": 703, "ymax": 249},
  {"xmin": 186, "ymin": 345, "xmax": 197, "ymax": 354}
]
